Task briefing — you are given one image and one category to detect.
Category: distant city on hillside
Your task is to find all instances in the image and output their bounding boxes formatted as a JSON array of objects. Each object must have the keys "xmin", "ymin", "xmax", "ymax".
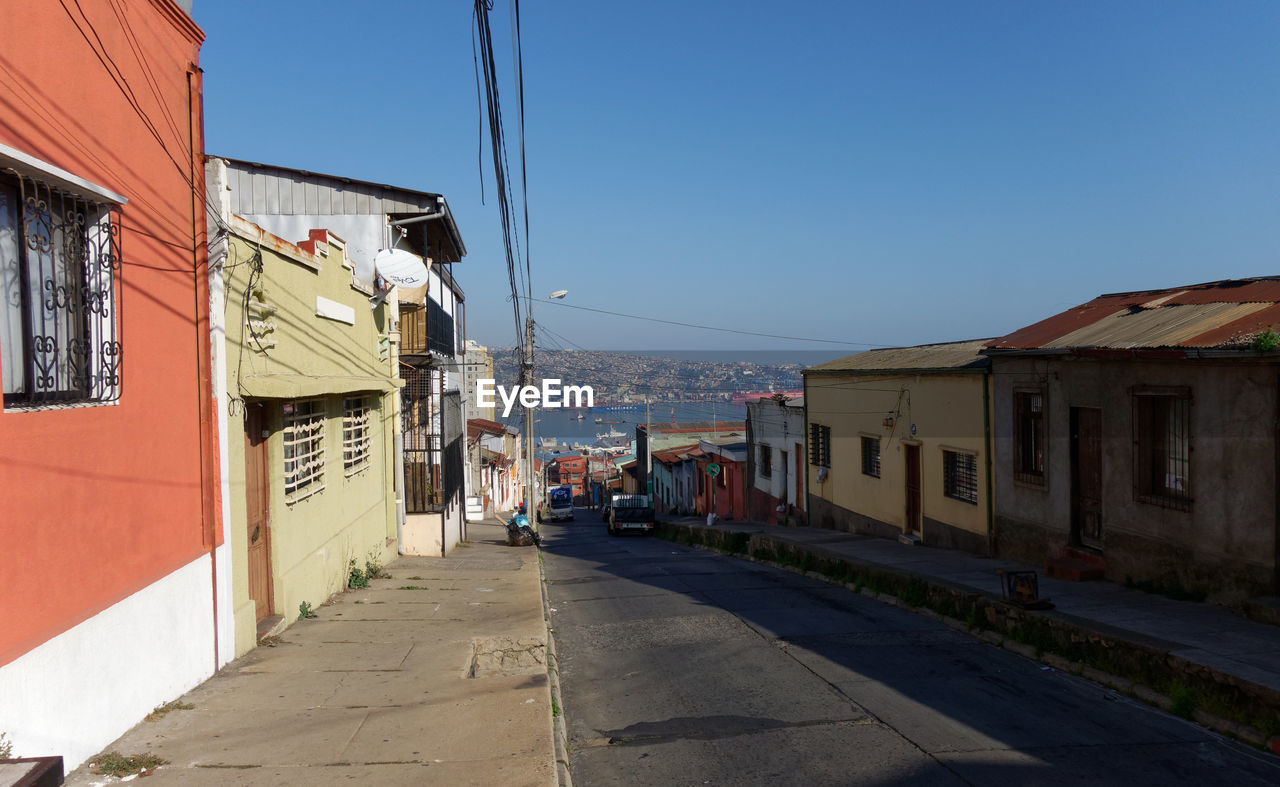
[{"xmin": 489, "ymin": 347, "xmax": 821, "ymax": 403}]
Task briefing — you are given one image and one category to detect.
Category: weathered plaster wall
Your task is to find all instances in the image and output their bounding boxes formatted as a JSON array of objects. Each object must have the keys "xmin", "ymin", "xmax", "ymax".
[{"xmin": 991, "ymin": 355, "xmax": 1278, "ymax": 598}]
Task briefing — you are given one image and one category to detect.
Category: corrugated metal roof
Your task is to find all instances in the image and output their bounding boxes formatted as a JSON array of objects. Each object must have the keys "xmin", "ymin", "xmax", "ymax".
[
  {"xmin": 1043, "ymin": 302, "xmax": 1269, "ymax": 349},
  {"xmin": 806, "ymin": 340, "xmax": 992, "ymax": 374},
  {"xmin": 989, "ymin": 276, "xmax": 1280, "ymax": 351},
  {"xmin": 218, "ymin": 157, "xmax": 466, "ymax": 262}
]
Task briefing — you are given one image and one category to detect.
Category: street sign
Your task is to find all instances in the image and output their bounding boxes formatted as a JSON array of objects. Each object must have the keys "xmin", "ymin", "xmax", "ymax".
[{"xmin": 706, "ymin": 462, "xmax": 721, "ymax": 477}]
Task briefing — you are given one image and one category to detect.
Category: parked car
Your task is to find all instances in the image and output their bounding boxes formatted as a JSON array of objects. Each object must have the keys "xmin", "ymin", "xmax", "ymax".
[
  {"xmin": 465, "ymin": 496, "xmax": 485, "ymax": 523},
  {"xmin": 608, "ymin": 494, "xmax": 655, "ymax": 536}
]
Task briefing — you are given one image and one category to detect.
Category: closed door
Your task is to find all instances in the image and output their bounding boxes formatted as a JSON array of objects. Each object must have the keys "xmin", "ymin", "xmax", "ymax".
[
  {"xmin": 779, "ymin": 450, "xmax": 789, "ymax": 505},
  {"xmin": 244, "ymin": 404, "xmax": 274, "ymax": 622},
  {"xmin": 905, "ymin": 444, "xmax": 922, "ymax": 534},
  {"xmin": 1071, "ymin": 407, "xmax": 1103, "ymax": 550},
  {"xmin": 795, "ymin": 443, "xmax": 804, "ymax": 513}
]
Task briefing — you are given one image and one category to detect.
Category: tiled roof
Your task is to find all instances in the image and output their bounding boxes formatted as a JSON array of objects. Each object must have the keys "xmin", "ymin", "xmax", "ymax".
[
  {"xmin": 988, "ymin": 277, "xmax": 1280, "ymax": 351},
  {"xmin": 652, "ymin": 443, "xmax": 700, "ymax": 464},
  {"xmin": 806, "ymin": 340, "xmax": 991, "ymax": 374}
]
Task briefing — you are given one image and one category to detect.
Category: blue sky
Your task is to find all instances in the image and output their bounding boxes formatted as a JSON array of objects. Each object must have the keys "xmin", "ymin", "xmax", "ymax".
[{"xmin": 195, "ymin": 1, "xmax": 1280, "ymax": 352}]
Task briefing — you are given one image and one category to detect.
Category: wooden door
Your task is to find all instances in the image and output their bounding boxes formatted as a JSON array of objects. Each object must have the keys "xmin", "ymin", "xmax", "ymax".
[
  {"xmin": 244, "ymin": 403, "xmax": 274, "ymax": 622},
  {"xmin": 905, "ymin": 444, "xmax": 921, "ymax": 535},
  {"xmin": 1071, "ymin": 407, "xmax": 1103, "ymax": 550},
  {"xmin": 779, "ymin": 450, "xmax": 789, "ymax": 506}
]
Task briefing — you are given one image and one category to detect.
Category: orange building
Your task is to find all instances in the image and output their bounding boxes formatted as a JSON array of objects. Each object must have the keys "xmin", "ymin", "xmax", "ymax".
[
  {"xmin": 550, "ymin": 454, "xmax": 588, "ymax": 499},
  {"xmin": 0, "ymin": 1, "xmax": 221, "ymax": 769}
]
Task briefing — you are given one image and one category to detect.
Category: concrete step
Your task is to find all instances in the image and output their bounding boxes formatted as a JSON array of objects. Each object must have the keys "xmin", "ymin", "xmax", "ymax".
[
  {"xmin": 1062, "ymin": 545, "xmax": 1107, "ymax": 569},
  {"xmin": 1044, "ymin": 556, "xmax": 1106, "ymax": 582}
]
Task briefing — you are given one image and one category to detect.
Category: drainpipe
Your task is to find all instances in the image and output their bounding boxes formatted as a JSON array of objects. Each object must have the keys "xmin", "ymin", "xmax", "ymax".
[{"xmin": 983, "ymin": 369, "xmax": 996, "ymax": 556}]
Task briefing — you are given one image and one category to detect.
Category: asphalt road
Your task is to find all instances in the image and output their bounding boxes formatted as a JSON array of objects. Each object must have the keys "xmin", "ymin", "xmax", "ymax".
[{"xmin": 540, "ymin": 511, "xmax": 1280, "ymax": 786}]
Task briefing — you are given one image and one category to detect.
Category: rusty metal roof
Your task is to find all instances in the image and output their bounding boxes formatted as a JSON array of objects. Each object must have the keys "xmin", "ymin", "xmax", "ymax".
[
  {"xmin": 806, "ymin": 340, "xmax": 992, "ymax": 374},
  {"xmin": 988, "ymin": 276, "xmax": 1280, "ymax": 351}
]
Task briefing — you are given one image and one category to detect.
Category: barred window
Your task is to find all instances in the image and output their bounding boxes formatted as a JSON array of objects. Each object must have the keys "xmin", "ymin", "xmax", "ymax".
[
  {"xmin": 284, "ymin": 400, "xmax": 325, "ymax": 501},
  {"xmin": 808, "ymin": 423, "xmax": 831, "ymax": 468},
  {"xmin": 944, "ymin": 450, "xmax": 978, "ymax": 504},
  {"xmin": 861, "ymin": 436, "xmax": 881, "ymax": 478},
  {"xmin": 343, "ymin": 396, "xmax": 372, "ymax": 475},
  {"xmin": 1014, "ymin": 390, "xmax": 1045, "ymax": 484},
  {"xmin": 1133, "ymin": 390, "xmax": 1190, "ymax": 510},
  {"xmin": 758, "ymin": 445, "xmax": 772, "ymax": 478},
  {"xmin": 1, "ymin": 172, "xmax": 123, "ymax": 407}
]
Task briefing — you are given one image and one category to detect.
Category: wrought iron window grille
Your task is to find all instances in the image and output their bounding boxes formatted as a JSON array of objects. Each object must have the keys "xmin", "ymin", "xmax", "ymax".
[
  {"xmin": 943, "ymin": 449, "xmax": 979, "ymax": 504},
  {"xmin": 342, "ymin": 396, "xmax": 373, "ymax": 476},
  {"xmin": 1, "ymin": 172, "xmax": 123, "ymax": 407},
  {"xmin": 1132, "ymin": 389, "xmax": 1191, "ymax": 511},
  {"xmin": 284, "ymin": 400, "xmax": 325, "ymax": 502},
  {"xmin": 1013, "ymin": 389, "xmax": 1046, "ymax": 485},
  {"xmin": 861, "ymin": 436, "xmax": 881, "ymax": 478},
  {"xmin": 808, "ymin": 423, "xmax": 831, "ymax": 468}
]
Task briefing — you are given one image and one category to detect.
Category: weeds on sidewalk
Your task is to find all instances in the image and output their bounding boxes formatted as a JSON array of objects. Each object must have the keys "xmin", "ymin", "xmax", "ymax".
[
  {"xmin": 144, "ymin": 700, "xmax": 193, "ymax": 722},
  {"xmin": 89, "ymin": 752, "xmax": 166, "ymax": 778},
  {"xmin": 298, "ymin": 601, "xmax": 317, "ymax": 620},
  {"xmin": 348, "ymin": 553, "xmax": 390, "ymax": 589}
]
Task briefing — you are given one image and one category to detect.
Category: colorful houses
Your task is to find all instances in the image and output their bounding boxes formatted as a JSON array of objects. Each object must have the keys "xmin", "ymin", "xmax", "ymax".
[{"xmin": 213, "ymin": 157, "xmax": 470, "ymax": 558}]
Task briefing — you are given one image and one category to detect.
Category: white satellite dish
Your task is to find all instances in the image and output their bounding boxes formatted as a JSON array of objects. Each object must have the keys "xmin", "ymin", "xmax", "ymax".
[{"xmin": 374, "ymin": 248, "xmax": 429, "ymax": 288}]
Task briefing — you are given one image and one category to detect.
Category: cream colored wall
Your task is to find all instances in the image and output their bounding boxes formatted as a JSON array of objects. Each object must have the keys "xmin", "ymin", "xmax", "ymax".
[
  {"xmin": 223, "ymin": 228, "xmax": 398, "ymax": 656},
  {"xmin": 807, "ymin": 372, "xmax": 989, "ymax": 537}
]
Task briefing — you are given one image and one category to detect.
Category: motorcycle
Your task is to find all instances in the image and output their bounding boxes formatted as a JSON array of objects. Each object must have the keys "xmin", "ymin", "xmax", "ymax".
[{"xmin": 505, "ymin": 510, "xmax": 542, "ymax": 547}]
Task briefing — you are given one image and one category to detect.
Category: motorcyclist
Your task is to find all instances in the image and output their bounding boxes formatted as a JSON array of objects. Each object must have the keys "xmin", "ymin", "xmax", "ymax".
[{"xmin": 506, "ymin": 506, "xmax": 542, "ymax": 546}]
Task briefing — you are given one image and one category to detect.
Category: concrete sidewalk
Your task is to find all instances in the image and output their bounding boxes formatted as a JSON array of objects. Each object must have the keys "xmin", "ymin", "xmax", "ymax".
[
  {"xmin": 66, "ymin": 520, "xmax": 556, "ymax": 786},
  {"xmin": 663, "ymin": 516, "xmax": 1280, "ymax": 749}
]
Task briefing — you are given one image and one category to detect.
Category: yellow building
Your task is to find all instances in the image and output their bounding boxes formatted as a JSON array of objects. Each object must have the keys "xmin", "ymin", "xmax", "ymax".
[
  {"xmin": 213, "ymin": 215, "xmax": 402, "ymax": 655},
  {"xmin": 803, "ymin": 340, "xmax": 994, "ymax": 555}
]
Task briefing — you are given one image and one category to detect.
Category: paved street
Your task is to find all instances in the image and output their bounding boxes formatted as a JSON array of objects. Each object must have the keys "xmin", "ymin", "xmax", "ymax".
[{"xmin": 541, "ymin": 512, "xmax": 1280, "ymax": 785}]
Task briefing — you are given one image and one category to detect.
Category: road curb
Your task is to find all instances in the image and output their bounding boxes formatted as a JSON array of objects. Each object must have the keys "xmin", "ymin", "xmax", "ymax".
[
  {"xmin": 538, "ymin": 550, "xmax": 573, "ymax": 787},
  {"xmin": 656, "ymin": 522, "xmax": 1280, "ymax": 754}
]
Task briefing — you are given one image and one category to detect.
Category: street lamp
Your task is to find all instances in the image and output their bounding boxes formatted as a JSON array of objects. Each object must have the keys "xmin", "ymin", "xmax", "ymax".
[{"xmin": 525, "ymin": 290, "xmax": 567, "ymax": 521}]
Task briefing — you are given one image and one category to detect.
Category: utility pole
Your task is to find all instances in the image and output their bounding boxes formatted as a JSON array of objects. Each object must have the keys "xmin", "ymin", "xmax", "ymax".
[{"xmin": 524, "ymin": 316, "xmax": 536, "ymax": 522}]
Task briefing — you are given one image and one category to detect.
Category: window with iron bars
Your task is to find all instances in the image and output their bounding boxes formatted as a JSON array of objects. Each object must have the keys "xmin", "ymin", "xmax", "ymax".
[
  {"xmin": 1, "ymin": 172, "xmax": 123, "ymax": 407},
  {"xmin": 343, "ymin": 396, "xmax": 373, "ymax": 476},
  {"xmin": 1133, "ymin": 389, "xmax": 1191, "ymax": 510},
  {"xmin": 861, "ymin": 436, "xmax": 881, "ymax": 478},
  {"xmin": 943, "ymin": 450, "xmax": 978, "ymax": 504},
  {"xmin": 284, "ymin": 400, "xmax": 325, "ymax": 502},
  {"xmin": 1014, "ymin": 389, "xmax": 1045, "ymax": 484},
  {"xmin": 758, "ymin": 445, "xmax": 772, "ymax": 478},
  {"xmin": 808, "ymin": 423, "xmax": 831, "ymax": 468}
]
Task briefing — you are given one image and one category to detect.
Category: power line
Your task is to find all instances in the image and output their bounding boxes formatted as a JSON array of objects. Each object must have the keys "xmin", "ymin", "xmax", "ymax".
[{"xmin": 529, "ymin": 298, "xmax": 892, "ymax": 347}]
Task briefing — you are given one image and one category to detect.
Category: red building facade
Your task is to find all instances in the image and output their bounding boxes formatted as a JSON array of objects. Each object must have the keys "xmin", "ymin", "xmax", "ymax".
[{"xmin": 0, "ymin": 0, "xmax": 221, "ymax": 768}]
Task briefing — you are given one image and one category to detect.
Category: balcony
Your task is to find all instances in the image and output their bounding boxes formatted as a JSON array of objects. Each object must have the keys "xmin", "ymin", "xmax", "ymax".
[{"xmin": 401, "ymin": 298, "xmax": 456, "ymax": 358}]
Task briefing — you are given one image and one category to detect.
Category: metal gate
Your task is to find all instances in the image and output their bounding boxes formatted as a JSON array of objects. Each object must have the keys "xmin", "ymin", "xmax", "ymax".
[{"xmin": 401, "ymin": 365, "xmax": 464, "ymax": 514}]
